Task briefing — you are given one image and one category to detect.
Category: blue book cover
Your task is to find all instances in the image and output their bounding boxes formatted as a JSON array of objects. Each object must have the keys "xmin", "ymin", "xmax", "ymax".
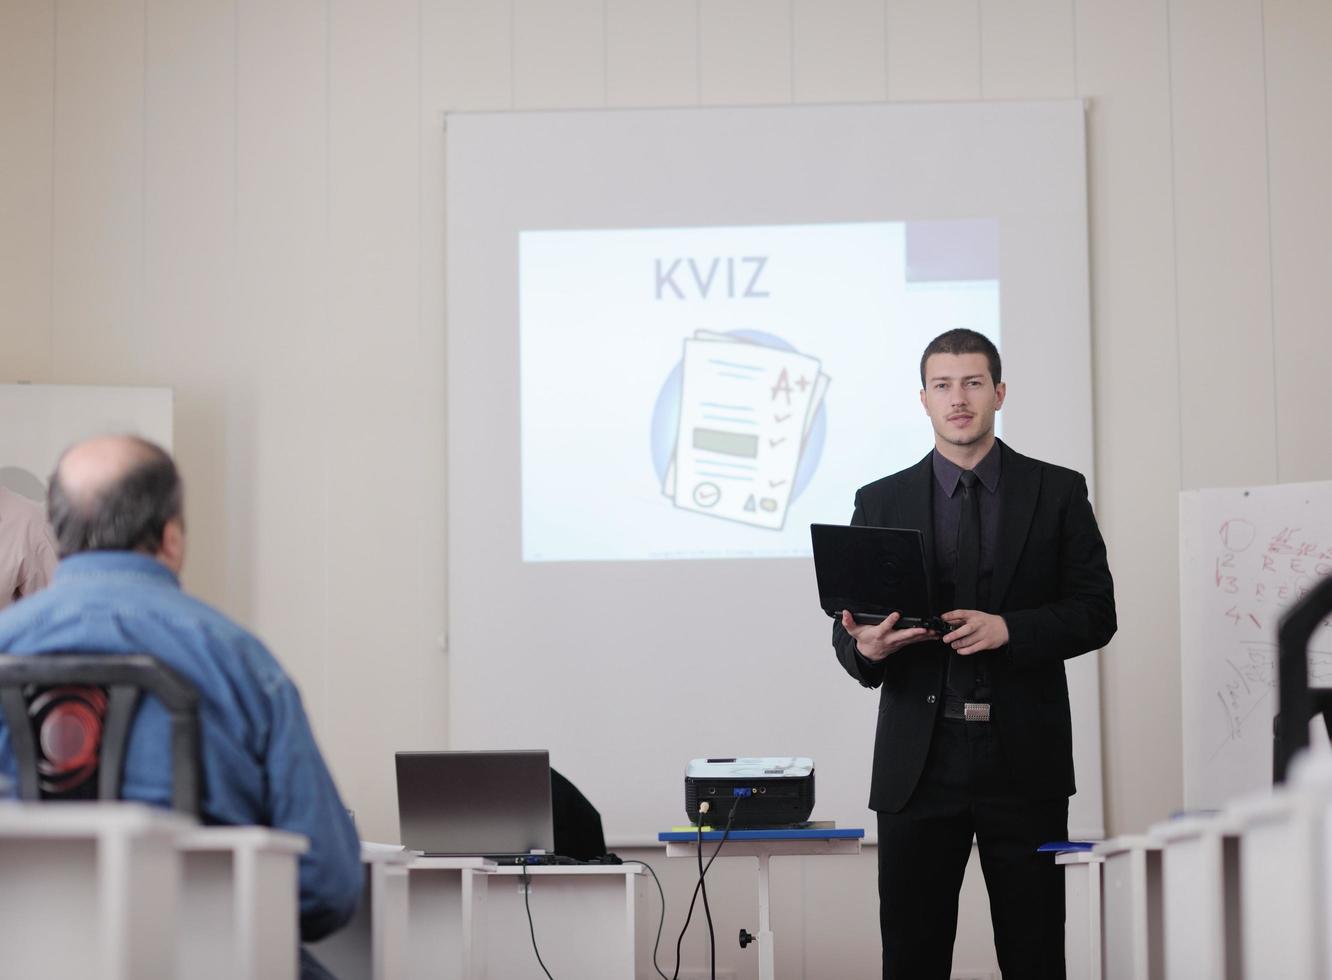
[{"xmin": 1036, "ymin": 840, "xmax": 1096, "ymax": 853}]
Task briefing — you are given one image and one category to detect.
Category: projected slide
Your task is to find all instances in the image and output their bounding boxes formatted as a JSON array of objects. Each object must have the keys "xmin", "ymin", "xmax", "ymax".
[{"xmin": 520, "ymin": 221, "xmax": 999, "ymax": 563}]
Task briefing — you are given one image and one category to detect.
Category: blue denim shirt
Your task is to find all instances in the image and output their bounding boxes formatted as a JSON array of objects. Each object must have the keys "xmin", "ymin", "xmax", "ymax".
[{"xmin": 0, "ymin": 551, "xmax": 361, "ymax": 940}]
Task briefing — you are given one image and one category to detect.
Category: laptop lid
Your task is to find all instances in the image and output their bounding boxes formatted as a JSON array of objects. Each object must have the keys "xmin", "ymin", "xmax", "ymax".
[
  {"xmin": 810, "ymin": 523, "xmax": 943, "ymax": 629},
  {"xmin": 395, "ymin": 749, "xmax": 555, "ymax": 857}
]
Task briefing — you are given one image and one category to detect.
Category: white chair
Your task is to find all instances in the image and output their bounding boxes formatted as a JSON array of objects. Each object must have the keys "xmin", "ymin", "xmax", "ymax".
[
  {"xmin": 1093, "ymin": 835, "xmax": 1163, "ymax": 979},
  {"xmin": 1151, "ymin": 813, "xmax": 1240, "ymax": 980},
  {"xmin": 1057, "ymin": 849, "xmax": 1104, "ymax": 980},
  {"xmin": 1228, "ymin": 754, "xmax": 1332, "ymax": 979},
  {"xmin": 176, "ymin": 825, "xmax": 309, "ymax": 980},
  {"xmin": 0, "ymin": 801, "xmax": 191, "ymax": 980}
]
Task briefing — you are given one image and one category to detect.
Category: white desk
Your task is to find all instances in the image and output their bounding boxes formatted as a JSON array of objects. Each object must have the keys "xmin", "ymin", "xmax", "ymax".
[
  {"xmin": 1093, "ymin": 836, "xmax": 1163, "ymax": 980},
  {"xmin": 0, "ymin": 801, "xmax": 193, "ymax": 980},
  {"xmin": 1228, "ymin": 783, "xmax": 1330, "ymax": 980},
  {"xmin": 176, "ymin": 826, "xmax": 308, "ymax": 980},
  {"xmin": 307, "ymin": 843, "xmax": 416, "ymax": 980},
  {"xmin": 392, "ymin": 855, "xmax": 646, "ymax": 980},
  {"xmin": 476, "ymin": 864, "xmax": 645, "ymax": 980},
  {"xmin": 1150, "ymin": 815, "xmax": 1240, "ymax": 980},
  {"xmin": 661, "ymin": 827, "xmax": 863, "ymax": 980},
  {"xmin": 404, "ymin": 856, "xmax": 497, "ymax": 979},
  {"xmin": 1056, "ymin": 849, "xmax": 1104, "ymax": 980}
]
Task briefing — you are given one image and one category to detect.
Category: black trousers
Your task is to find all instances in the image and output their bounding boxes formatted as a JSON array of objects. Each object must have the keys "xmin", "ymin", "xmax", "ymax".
[{"xmin": 877, "ymin": 717, "xmax": 1068, "ymax": 979}]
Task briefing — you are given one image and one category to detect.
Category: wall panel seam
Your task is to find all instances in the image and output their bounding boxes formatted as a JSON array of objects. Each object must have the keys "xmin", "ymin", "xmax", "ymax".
[
  {"xmin": 977, "ymin": 0, "xmax": 984, "ymax": 98},
  {"xmin": 1258, "ymin": 0, "xmax": 1280, "ymax": 480},
  {"xmin": 417, "ymin": 0, "xmax": 426, "ymax": 736},
  {"xmin": 141, "ymin": 0, "xmax": 148, "ymax": 372},
  {"xmin": 1071, "ymin": 0, "xmax": 1080, "ymax": 95},
  {"xmin": 881, "ymin": 0, "xmax": 888, "ymax": 100},
  {"xmin": 322, "ymin": 0, "xmax": 333, "ymax": 725},
  {"xmin": 788, "ymin": 0, "xmax": 794, "ymax": 103},
  {"xmin": 1165, "ymin": 0, "xmax": 1185, "ymax": 492},
  {"xmin": 48, "ymin": 0, "xmax": 59, "ymax": 375},
  {"xmin": 696, "ymin": 0, "xmax": 702, "ymax": 103}
]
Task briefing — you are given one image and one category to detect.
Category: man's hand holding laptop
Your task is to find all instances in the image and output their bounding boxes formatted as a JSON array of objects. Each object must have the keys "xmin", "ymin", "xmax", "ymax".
[
  {"xmin": 841, "ymin": 608, "xmax": 1010, "ymax": 661},
  {"xmin": 840, "ymin": 610, "xmax": 939, "ymax": 662}
]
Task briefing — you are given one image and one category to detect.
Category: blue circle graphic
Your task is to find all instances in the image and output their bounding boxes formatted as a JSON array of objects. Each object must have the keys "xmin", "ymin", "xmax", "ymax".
[{"xmin": 650, "ymin": 329, "xmax": 827, "ymax": 503}]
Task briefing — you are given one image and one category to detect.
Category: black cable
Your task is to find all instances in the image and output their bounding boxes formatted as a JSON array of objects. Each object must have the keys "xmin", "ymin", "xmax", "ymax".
[
  {"xmin": 522, "ymin": 856, "xmax": 669, "ymax": 980},
  {"xmin": 698, "ymin": 815, "xmax": 716, "ymax": 980},
  {"xmin": 622, "ymin": 858, "xmax": 671, "ymax": 980},
  {"xmin": 521, "ymin": 863, "xmax": 556, "ymax": 980},
  {"xmin": 670, "ymin": 795, "xmax": 741, "ymax": 980}
]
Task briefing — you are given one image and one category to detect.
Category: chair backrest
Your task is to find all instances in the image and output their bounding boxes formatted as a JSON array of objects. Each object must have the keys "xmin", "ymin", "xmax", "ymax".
[
  {"xmin": 0, "ymin": 653, "xmax": 201, "ymax": 815},
  {"xmin": 1274, "ymin": 575, "xmax": 1332, "ymax": 783}
]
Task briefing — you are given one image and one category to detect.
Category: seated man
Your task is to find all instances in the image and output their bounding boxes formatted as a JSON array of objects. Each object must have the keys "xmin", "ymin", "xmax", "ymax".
[{"xmin": 0, "ymin": 435, "xmax": 361, "ymax": 941}]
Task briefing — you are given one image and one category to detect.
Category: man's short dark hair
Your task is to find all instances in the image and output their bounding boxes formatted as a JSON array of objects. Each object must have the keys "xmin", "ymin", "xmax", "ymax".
[
  {"xmin": 919, "ymin": 328, "xmax": 1003, "ymax": 387},
  {"xmin": 47, "ymin": 438, "xmax": 184, "ymax": 559}
]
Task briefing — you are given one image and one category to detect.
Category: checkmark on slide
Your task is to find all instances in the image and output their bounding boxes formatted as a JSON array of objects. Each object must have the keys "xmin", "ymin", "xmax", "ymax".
[
  {"xmin": 774, "ymin": 413, "xmax": 791, "ymax": 423},
  {"xmin": 769, "ymin": 479, "xmax": 787, "ymax": 488},
  {"xmin": 768, "ymin": 437, "xmax": 786, "ymax": 448}
]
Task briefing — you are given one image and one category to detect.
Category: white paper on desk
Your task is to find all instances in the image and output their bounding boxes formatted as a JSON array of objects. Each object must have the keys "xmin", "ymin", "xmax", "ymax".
[
  {"xmin": 665, "ymin": 335, "xmax": 825, "ymax": 530},
  {"xmin": 359, "ymin": 840, "xmax": 408, "ymax": 854}
]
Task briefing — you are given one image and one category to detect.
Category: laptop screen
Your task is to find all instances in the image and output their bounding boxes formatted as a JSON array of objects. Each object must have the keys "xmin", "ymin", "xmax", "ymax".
[{"xmin": 395, "ymin": 749, "xmax": 555, "ymax": 856}]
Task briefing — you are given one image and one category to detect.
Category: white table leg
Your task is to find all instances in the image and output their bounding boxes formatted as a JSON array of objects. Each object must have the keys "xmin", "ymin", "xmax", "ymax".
[
  {"xmin": 463, "ymin": 867, "xmax": 489, "ymax": 980},
  {"xmin": 756, "ymin": 853, "xmax": 775, "ymax": 980}
]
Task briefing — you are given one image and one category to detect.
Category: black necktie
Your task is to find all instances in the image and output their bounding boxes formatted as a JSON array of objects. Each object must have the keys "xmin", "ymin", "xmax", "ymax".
[
  {"xmin": 954, "ymin": 470, "xmax": 980, "ymax": 610},
  {"xmin": 951, "ymin": 470, "xmax": 981, "ymax": 696}
]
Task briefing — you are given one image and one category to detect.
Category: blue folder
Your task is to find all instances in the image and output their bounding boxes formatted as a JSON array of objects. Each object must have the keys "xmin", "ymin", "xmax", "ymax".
[{"xmin": 1036, "ymin": 840, "xmax": 1096, "ymax": 853}]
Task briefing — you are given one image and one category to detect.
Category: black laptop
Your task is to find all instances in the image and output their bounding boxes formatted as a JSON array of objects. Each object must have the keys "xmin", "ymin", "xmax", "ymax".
[
  {"xmin": 810, "ymin": 523, "xmax": 949, "ymax": 632},
  {"xmin": 395, "ymin": 749, "xmax": 572, "ymax": 863}
]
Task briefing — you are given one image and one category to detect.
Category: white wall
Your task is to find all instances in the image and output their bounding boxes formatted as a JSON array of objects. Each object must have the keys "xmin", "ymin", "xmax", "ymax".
[{"xmin": 1, "ymin": 1, "xmax": 1329, "ymax": 977}]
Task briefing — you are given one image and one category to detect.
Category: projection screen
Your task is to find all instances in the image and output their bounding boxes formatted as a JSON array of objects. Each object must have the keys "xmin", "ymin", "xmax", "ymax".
[{"xmin": 445, "ymin": 101, "xmax": 1103, "ymax": 843}]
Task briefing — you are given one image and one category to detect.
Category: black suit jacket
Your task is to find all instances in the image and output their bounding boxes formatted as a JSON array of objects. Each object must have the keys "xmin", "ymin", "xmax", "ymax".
[{"xmin": 833, "ymin": 441, "xmax": 1116, "ymax": 812}]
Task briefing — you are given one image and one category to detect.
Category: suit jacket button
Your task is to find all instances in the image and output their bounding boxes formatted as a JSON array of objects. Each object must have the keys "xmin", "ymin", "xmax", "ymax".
[{"xmin": 927, "ymin": 694, "xmax": 937, "ymax": 704}]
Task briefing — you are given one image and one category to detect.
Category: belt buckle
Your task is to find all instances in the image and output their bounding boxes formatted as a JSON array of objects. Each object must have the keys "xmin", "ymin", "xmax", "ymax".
[{"xmin": 963, "ymin": 702, "xmax": 991, "ymax": 722}]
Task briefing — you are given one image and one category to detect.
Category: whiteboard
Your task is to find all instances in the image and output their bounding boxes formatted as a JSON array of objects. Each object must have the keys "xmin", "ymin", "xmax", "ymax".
[
  {"xmin": 446, "ymin": 101, "xmax": 1103, "ymax": 843},
  {"xmin": 1180, "ymin": 482, "xmax": 1332, "ymax": 809},
  {"xmin": 0, "ymin": 384, "xmax": 174, "ymax": 502}
]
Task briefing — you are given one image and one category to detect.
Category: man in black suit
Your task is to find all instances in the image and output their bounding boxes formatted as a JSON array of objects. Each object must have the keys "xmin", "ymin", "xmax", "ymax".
[{"xmin": 833, "ymin": 328, "xmax": 1116, "ymax": 979}]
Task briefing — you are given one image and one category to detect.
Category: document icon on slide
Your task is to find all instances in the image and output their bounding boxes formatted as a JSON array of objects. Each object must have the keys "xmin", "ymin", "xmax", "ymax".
[{"xmin": 663, "ymin": 332, "xmax": 829, "ymax": 530}]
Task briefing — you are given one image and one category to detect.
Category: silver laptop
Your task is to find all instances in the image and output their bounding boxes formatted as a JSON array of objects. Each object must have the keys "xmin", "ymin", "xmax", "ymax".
[{"xmin": 395, "ymin": 749, "xmax": 556, "ymax": 859}]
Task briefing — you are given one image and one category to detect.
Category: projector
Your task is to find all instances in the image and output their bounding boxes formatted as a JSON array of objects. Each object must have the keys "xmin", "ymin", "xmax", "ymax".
[{"xmin": 684, "ymin": 757, "xmax": 815, "ymax": 827}]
